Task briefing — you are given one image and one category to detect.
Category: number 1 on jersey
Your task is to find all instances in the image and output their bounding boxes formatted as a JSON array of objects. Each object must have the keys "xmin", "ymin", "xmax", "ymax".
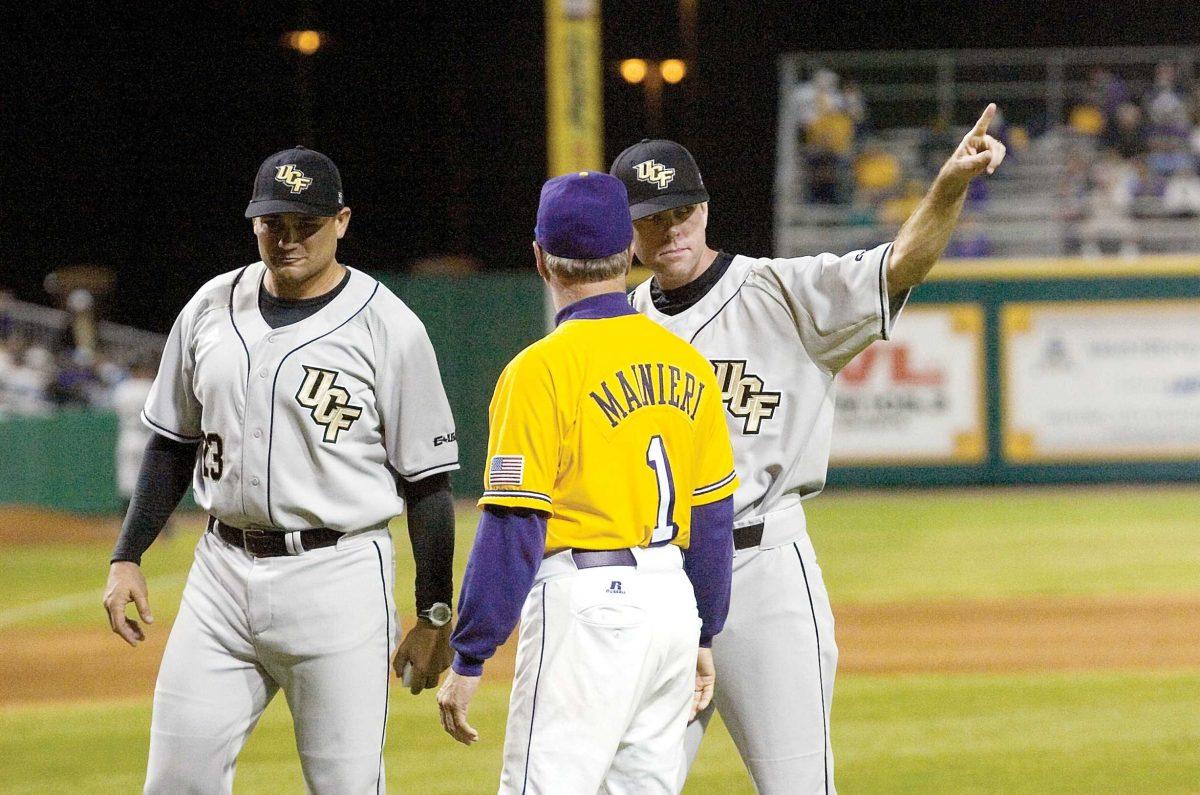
[{"xmin": 645, "ymin": 435, "xmax": 678, "ymax": 545}]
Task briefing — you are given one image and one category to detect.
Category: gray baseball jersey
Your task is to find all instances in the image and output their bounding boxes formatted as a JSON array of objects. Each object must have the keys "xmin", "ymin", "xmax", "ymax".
[
  {"xmin": 631, "ymin": 241, "xmax": 906, "ymax": 794},
  {"xmin": 143, "ymin": 262, "xmax": 459, "ymax": 532},
  {"xmin": 630, "ymin": 242, "xmax": 904, "ymax": 522}
]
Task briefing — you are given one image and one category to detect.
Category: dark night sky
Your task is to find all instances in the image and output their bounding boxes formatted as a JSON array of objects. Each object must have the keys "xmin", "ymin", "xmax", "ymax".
[{"xmin": 5, "ymin": 2, "xmax": 1197, "ymax": 331}]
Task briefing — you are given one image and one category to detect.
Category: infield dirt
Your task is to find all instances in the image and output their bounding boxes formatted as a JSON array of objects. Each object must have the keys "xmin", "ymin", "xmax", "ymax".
[{"xmin": 4, "ymin": 594, "xmax": 1199, "ymax": 706}]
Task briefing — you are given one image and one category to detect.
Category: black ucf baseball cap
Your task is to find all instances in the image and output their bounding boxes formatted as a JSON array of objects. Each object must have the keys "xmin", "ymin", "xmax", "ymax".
[
  {"xmin": 245, "ymin": 146, "xmax": 344, "ymax": 218},
  {"xmin": 610, "ymin": 138, "xmax": 709, "ymax": 221}
]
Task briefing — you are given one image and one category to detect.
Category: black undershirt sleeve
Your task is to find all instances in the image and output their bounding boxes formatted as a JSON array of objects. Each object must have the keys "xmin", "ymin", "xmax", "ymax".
[
  {"xmin": 110, "ymin": 432, "xmax": 200, "ymax": 565},
  {"xmin": 399, "ymin": 471, "xmax": 455, "ymax": 613}
]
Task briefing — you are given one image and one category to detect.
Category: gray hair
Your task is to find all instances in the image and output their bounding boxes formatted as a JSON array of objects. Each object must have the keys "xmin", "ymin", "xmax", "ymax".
[{"xmin": 543, "ymin": 250, "xmax": 630, "ymax": 284}]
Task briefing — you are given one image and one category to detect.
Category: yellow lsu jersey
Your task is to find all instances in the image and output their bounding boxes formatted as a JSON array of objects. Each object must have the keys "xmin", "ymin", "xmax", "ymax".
[{"xmin": 479, "ymin": 299, "xmax": 738, "ymax": 552}]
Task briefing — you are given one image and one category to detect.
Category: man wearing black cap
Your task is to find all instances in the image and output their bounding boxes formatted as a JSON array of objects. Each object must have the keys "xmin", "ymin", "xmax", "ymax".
[
  {"xmin": 103, "ymin": 147, "xmax": 461, "ymax": 792},
  {"xmin": 612, "ymin": 106, "xmax": 1007, "ymax": 794},
  {"xmin": 437, "ymin": 171, "xmax": 737, "ymax": 792}
]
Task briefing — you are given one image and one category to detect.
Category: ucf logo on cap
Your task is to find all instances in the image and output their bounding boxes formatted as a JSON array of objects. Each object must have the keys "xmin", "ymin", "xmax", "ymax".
[
  {"xmin": 275, "ymin": 164, "xmax": 314, "ymax": 194},
  {"xmin": 633, "ymin": 159, "xmax": 675, "ymax": 190}
]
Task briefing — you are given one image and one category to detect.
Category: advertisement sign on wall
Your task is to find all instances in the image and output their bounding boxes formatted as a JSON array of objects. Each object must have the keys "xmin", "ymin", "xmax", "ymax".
[
  {"xmin": 1002, "ymin": 300, "xmax": 1200, "ymax": 462},
  {"xmin": 831, "ymin": 304, "xmax": 986, "ymax": 465}
]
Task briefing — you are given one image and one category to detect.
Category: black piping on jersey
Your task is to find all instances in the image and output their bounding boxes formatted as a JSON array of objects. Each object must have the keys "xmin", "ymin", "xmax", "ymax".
[
  {"xmin": 876, "ymin": 242, "xmax": 894, "ymax": 339},
  {"xmin": 483, "ymin": 489, "xmax": 552, "ymax": 505},
  {"xmin": 405, "ymin": 460, "xmax": 460, "ymax": 481},
  {"xmin": 693, "ymin": 470, "xmax": 736, "ymax": 496},
  {"xmin": 521, "ymin": 582, "xmax": 549, "ymax": 795},
  {"xmin": 229, "ymin": 266, "xmax": 253, "ymax": 388},
  {"xmin": 229, "ymin": 266, "xmax": 253, "ymax": 517},
  {"xmin": 372, "ymin": 540, "xmax": 390, "ymax": 795},
  {"xmin": 265, "ymin": 281, "xmax": 381, "ymax": 526},
  {"xmin": 794, "ymin": 542, "xmax": 830, "ymax": 793},
  {"xmin": 687, "ymin": 275, "xmax": 752, "ymax": 345},
  {"xmin": 140, "ymin": 410, "xmax": 204, "ymax": 443}
]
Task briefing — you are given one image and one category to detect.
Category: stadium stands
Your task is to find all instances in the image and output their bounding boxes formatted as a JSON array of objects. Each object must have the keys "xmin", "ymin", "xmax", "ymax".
[{"xmin": 776, "ymin": 46, "xmax": 1200, "ymax": 259}]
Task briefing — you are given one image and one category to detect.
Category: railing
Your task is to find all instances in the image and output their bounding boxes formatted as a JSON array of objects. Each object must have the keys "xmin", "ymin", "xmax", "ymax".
[{"xmin": 1, "ymin": 298, "xmax": 166, "ymax": 358}]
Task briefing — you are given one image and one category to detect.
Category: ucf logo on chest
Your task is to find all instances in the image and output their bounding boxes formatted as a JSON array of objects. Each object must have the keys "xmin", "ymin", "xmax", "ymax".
[
  {"xmin": 712, "ymin": 360, "xmax": 781, "ymax": 434},
  {"xmin": 296, "ymin": 365, "xmax": 363, "ymax": 442}
]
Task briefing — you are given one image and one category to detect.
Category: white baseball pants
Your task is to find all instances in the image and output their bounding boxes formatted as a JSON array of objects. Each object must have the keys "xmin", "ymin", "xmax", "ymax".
[
  {"xmin": 681, "ymin": 507, "xmax": 838, "ymax": 794},
  {"xmin": 499, "ymin": 545, "xmax": 701, "ymax": 795},
  {"xmin": 144, "ymin": 527, "xmax": 398, "ymax": 795}
]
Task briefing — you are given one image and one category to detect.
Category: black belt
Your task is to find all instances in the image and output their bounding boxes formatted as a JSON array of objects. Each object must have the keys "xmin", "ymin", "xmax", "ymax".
[
  {"xmin": 209, "ymin": 517, "xmax": 343, "ymax": 558},
  {"xmin": 572, "ymin": 548, "xmax": 637, "ymax": 569},
  {"xmin": 734, "ymin": 521, "xmax": 764, "ymax": 551}
]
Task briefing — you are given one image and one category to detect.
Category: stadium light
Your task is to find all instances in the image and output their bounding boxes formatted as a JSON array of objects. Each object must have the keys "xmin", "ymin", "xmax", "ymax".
[
  {"xmin": 284, "ymin": 30, "xmax": 323, "ymax": 55},
  {"xmin": 660, "ymin": 59, "xmax": 687, "ymax": 84},
  {"xmin": 620, "ymin": 58, "xmax": 648, "ymax": 84}
]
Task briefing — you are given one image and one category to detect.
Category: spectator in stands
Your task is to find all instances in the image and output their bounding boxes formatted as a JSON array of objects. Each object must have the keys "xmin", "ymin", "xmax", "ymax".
[
  {"xmin": 1, "ymin": 344, "xmax": 54, "ymax": 417},
  {"xmin": 920, "ymin": 116, "xmax": 959, "ymax": 179},
  {"xmin": 46, "ymin": 347, "xmax": 101, "ymax": 408},
  {"xmin": 1145, "ymin": 62, "xmax": 1193, "ymax": 176},
  {"xmin": 1163, "ymin": 163, "xmax": 1200, "ymax": 217},
  {"xmin": 1057, "ymin": 149, "xmax": 1093, "ymax": 254},
  {"xmin": 842, "ymin": 79, "xmax": 868, "ymax": 134},
  {"xmin": 1084, "ymin": 68, "xmax": 1131, "ymax": 128},
  {"xmin": 790, "ymin": 68, "xmax": 843, "ymax": 129},
  {"xmin": 1129, "ymin": 157, "xmax": 1167, "ymax": 218},
  {"xmin": 944, "ymin": 213, "xmax": 993, "ymax": 258},
  {"xmin": 1103, "ymin": 102, "xmax": 1148, "ymax": 159},
  {"xmin": 792, "ymin": 68, "xmax": 855, "ymax": 204},
  {"xmin": 881, "ymin": 179, "xmax": 926, "ymax": 228},
  {"xmin": 1080, "ymin": 150, "xmax": 1139, "ymax": 258},
  {"xmin": 1190, "ymin": 93, "xmax": 1200, "ymax": 158},
  {"xmin": 112, "ymin": 354, "xmax": 158, "ymax": 517}
]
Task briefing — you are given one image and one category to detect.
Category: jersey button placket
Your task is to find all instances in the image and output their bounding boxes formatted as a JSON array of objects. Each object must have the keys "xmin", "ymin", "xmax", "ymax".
[{"xmin": 241, "ymin": 338, "xmax": 281, "ymax": 525}]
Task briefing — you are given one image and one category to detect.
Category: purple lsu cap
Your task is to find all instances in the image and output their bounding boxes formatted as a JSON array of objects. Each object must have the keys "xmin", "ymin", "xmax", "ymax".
[{"xmin": 535, "ymin": 171, "xmax": 633, "ymax": 259}]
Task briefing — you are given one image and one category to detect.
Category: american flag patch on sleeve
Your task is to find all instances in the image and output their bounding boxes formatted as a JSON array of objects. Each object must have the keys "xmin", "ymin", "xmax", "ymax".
[{"xmin": 488, "ymin": 455, "xmax": 525, "ymax": 486}]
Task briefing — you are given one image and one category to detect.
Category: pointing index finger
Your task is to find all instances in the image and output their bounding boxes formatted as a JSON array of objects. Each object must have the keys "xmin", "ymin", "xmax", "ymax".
[{"xmin": 971, "ymin": 103, "xmax": 997, "ymax": 136}]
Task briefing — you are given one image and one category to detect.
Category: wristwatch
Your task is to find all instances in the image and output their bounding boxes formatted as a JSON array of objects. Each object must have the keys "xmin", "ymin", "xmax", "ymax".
[{"xmin": 418, "ymin": 602, "xmax": 452, "ymax": 628}]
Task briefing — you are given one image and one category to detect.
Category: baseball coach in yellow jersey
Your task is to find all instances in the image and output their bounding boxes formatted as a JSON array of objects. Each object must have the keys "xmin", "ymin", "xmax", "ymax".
[{"xmin": 437, "ymin": 171, "xmax": 738, "ymax": 793}]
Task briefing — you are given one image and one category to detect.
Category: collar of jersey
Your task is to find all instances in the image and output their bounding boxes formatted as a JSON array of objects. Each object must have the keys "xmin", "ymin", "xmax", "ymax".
[
  {"xmin": 232, "ymin": 261, "xmax": 377, "ymax": 346},
  {"xmin": 554, "ymin": 291, "xmax": 638, "ymax": 326}
]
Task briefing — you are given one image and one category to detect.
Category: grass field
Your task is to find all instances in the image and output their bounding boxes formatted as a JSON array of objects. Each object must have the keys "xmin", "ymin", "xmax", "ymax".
[{"xmin": 1, "ymin": 485, "xmax": 1198, "ymax": 792}]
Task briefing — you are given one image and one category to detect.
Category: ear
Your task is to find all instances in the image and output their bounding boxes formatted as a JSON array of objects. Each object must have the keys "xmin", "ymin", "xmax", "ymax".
[
  {"xmin": 334, "ymin": 207, "xmax": 352, "ymax": 239},
  {"xmin": 532, "ymin": 242, "xmax": 550, "ymax": 283}
]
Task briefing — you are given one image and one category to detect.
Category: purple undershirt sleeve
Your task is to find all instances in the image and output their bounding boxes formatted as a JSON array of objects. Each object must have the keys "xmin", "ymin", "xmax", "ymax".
[
  {"xmin": 684, "ymin": 496, "xmax": 734, "ymax": 647},
  {"xmin": 450, "ymin": 505, "xmax": 548, "ymax": 676}
]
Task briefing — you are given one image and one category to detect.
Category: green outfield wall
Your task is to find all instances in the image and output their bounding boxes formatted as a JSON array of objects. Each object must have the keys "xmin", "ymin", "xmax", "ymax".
[
  {"xmin": 0, "ymin": 410, "xmax": 122, "ymax": 514},
  {"xmin": 375, "ymin": 272, "xmax": 547, "ymax": 495}
]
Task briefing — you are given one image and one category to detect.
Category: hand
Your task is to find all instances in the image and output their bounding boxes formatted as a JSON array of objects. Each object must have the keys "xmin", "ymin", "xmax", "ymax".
[
  {"xmin": 935, "ymin": 103, "xmax": 1007, "ymax": 196},
  {"xmin": 393, "ymin": 618, "xmax": 454, "ymax": 694},
  {"xmin": 691, "ymin": 646, "xmax": 716, "ymax": 721},
  {"xmin": 437, "ymin": 669, "xmax": 481, "ymax": 745},
  {"xmin": 103, "ymin": 561, "xmax": 154, "ymax": 646}
]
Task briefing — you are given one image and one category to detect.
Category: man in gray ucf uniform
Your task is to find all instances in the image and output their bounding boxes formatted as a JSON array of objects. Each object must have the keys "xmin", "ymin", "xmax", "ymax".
[
  {"xmin": 613, "ymin": 106, "xmax": 1006, "ymax": 793},
  {"xmin": 102, "ymin": 146, "xmax": 460, "ymax": 793}
]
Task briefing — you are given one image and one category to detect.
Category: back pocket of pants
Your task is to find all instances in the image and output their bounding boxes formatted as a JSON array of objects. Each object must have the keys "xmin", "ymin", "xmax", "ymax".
[{"xmin": 570, "ymin": 576, "xmax": 647, "ymax": 628}]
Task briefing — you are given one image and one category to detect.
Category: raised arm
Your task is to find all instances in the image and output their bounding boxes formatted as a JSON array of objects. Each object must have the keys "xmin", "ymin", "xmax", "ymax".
[{"xmin": 888, "ymin": 103, "xmax": 1007, "ymax": 297}]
